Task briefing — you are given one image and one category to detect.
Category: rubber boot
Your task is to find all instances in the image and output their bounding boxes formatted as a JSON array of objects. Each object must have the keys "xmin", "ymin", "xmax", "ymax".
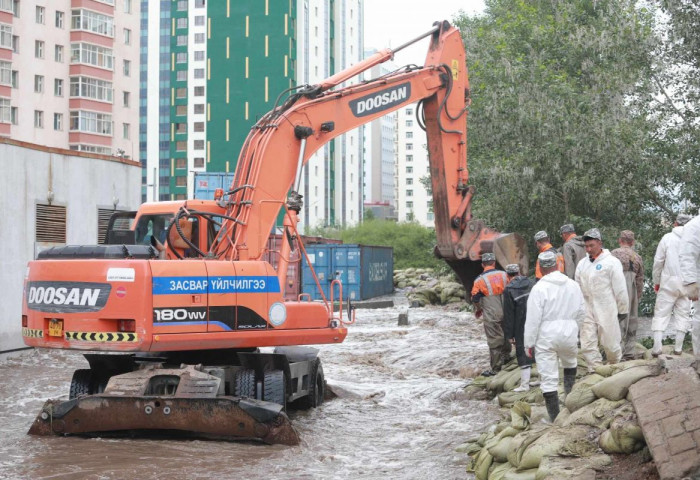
[
  {"xmin": 513, "ymin": 367, "xmax": 531, "ymax": 392},
  {"xmin": 652, "ymin": 330, "xmax": 663, "ymax": 357},
  {"xmin": 563, "ymin": 368, "xmax": 577, "ymax": 396},
  {"xmin": 543, "ymin": 391, "xmax": 560, "ymax": 422},
  {"xmin": 674, "ymin": 330, "xmax": 686, "ymax": 355}
]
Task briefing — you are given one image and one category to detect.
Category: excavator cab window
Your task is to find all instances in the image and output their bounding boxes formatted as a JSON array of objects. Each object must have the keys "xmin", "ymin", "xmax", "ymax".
[{"xmin": 134, "ymin": 214, "xmax": 173, "ymax": 247}]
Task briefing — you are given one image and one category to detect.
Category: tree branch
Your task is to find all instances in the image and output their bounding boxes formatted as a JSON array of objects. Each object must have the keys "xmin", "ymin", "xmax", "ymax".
[
  {"xmin": 645, "ymin": 185, "xmax": 674, "ymax": 217},
  {"xmin": 651, "ymin": 73, "xmax": 689, "ymax": 123}
]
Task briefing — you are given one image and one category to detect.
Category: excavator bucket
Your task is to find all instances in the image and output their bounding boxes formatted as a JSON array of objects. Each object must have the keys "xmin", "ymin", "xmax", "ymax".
[
  {"xmin": 28, "ymin": 365, "xmax": 299, "ymax": 446},
  {"xmin": 445, "ymin": 232, "xmax": 528, "ymax": 302}
]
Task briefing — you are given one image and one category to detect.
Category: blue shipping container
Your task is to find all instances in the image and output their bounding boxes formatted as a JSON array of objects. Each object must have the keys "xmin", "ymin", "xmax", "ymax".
[
  {"xmin": 193, "ymin": 172, "xmax": 236, "ymax": 200},
  {"xmin": 301, "ymin": 244, "xmax": 393, "ymax": 301}
]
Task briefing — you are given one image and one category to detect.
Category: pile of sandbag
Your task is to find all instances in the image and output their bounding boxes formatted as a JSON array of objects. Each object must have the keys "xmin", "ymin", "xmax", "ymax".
[
  {"xmin": 393, "ymin": 268, "xmax": 465, "ymax": 306},
  {"xmin": 458, "ymin": 351, "xmax": 667, "ymax": 479}
]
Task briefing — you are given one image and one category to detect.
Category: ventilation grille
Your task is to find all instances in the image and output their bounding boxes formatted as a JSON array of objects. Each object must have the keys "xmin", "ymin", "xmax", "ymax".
[{"xmin": 36, "ymin": 204, "xmax": 66, "ymax": 243}]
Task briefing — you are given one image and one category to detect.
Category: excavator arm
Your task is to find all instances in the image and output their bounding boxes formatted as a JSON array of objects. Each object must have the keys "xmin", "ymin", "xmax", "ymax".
[{"xmin": 210, "ymin": 20, "xmax": 527, "ymax": 297}]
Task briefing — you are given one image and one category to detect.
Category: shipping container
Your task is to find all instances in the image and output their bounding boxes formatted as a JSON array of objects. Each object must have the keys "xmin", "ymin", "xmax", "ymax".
[
  {"xmin": 301, "ymin": 244, "xmax": 394, "ymax": 301},
  {"xmin": 263, "ymin": 234, "xmax": 342, "ymax": 301},
  {"xmin": 193, "ymin": 172, "xmax": 236, "ymax": 200}
]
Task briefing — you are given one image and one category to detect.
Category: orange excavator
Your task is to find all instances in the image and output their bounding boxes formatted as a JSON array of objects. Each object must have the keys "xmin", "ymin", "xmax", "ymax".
[{"xmin": 22, "ymin": 21, "xmax": 527, "ymax": 445}]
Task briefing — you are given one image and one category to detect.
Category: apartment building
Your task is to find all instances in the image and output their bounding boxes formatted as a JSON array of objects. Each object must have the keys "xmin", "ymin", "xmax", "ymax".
[
  {"xmin": 141, "ymin": 0, "xmax": 364, "ymax": 230},
  {"xmin": 395, "ymin": 105, "xmax": 432, "ymax": 226},
  {"xmin": 0, "ymin": 0, "xmax": 139, "ymax": 156}
]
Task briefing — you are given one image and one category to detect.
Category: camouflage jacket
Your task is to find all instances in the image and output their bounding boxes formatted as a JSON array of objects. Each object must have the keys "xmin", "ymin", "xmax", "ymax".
[{"xmin": 611, "ymin": 246, "xmax": 644, "ymax": 299}]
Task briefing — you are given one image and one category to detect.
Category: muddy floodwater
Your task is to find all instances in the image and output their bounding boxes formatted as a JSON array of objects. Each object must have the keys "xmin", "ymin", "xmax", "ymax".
[{"xmin": 0, "ymin": 301, "xmax": 498, "ymax": 479}]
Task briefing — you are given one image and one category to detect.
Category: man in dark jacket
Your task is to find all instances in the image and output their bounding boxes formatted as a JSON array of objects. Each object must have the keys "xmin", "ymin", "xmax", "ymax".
[
  {"xmin": 503, "ymin": 263, "xmax": 535, "ymax": 391},
  {"xmin": 559, "ymin": 224, "xmax": 586, "ymax": 279}
]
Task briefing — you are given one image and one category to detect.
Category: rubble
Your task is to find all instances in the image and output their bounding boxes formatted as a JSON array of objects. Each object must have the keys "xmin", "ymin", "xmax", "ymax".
[{"xmin": 393, "ymin": 268, "xmax": 466, "ymax": 306}]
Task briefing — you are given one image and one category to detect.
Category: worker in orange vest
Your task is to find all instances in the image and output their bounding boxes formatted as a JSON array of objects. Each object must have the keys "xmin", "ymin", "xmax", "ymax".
[
  {"xmin": 534, "ymin": 230, "xmax": 565, "ymax": 280},
  {"xmin": 471, "ymin": 252, "xmax": 512, "ymax": 376}
]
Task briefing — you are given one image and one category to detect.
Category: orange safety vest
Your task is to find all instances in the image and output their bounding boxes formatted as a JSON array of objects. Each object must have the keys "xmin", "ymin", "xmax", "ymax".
[
  {"xmin": 471, "ymin": 266, "xmax": 508, "ymax": 297},
  {"xmin": 535, "ymin": 243, "xmax": 565, "ymax": 279}
]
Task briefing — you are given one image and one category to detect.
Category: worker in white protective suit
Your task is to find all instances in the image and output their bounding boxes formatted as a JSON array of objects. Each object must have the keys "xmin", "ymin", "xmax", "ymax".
[
  {"xmin": 679, "ymin": 214, "xmax": 700, "ymax": 358},
  {"xmin": 525, "ymin": 251, "xmax": 586, "ymax": 422},
  {"xmin": 651, "ymin": 214, "xmax": 693, "ymax": 356},
  {"xmin": 575, "ymin": 228, "xmax": 629, "ymax": 372}
]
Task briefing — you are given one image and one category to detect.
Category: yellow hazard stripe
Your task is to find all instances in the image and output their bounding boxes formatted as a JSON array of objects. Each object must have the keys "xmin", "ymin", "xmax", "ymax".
[
  {"xmin": 22, "ymin": 328, "xmax": 44, "ymax": 338},
  {"xmin": 65, "ymin": 331, "xmax": 139, "ymax": 342}
]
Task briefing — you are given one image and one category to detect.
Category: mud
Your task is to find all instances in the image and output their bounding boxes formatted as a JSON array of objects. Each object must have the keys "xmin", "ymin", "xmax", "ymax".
[{"xmin": 0, "ymin": 301, "xmax": 497, "ymax": 479}]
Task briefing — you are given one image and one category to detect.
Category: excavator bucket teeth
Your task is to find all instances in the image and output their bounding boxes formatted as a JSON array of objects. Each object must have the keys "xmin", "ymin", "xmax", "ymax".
[{"xmin": 28, "ymin": 395, "xmax": 299, "ymax": 445}]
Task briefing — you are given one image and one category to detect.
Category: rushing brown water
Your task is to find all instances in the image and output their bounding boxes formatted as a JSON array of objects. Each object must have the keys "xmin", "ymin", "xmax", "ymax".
[{"xmin": 0, "ymin": 301, "xmax": 498, "ymax": 479}]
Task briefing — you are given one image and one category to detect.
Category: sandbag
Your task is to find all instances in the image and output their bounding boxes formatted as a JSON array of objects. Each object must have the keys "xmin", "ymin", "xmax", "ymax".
[
  {"xmin": 562, "ymin": 398, "xmax": 626, "ymax": 429},
  {"xmin": 455, "ymin": 442, "xmax": 481, "ymax": 455},
  {"xmin": 591, "ymin": 364, "xmax": 662, "ymax": 401},
  {"xmin": 535, "ymin": 454, "xmax": 611, "ymax": 480},
  {"xmin": 594, "ymin": 358, "xmax": 661, "ymax": 377},
  {"xmin": 552, "ymin": 407, "xmax": 570, "ymax": 426},
  {"xmin": 504, "ymin": 470, "xmax": 538, "ymax": 480},
  {"xmin": 488, "ymin": 436, "xmax": 516, "ymax": 463},
  {"xmin": 507, "ymin": 426, "xmax": 549, "ymax": 468},
  {"xmin": 564, "ymin": 374, "xmax": 604, "ymax": 412},
  {"xmin": 474, "ymin": 447, "xmax": 494, "ymax": 480},
  {"xmin": 511, "ymin": 401, "xmax": 532, "ymax": 430},
  {"xmin": 601, "ymin": 416, "xmax": 645, "ymax": 454},
  {"xmin": 489, "ymin": 462, "xmax": 514, "ymax": 480},
  {"xmin": 488, "ymin": 368, "xmax": 522, "ymax": 394},
  {"xmin": 499, "ymin": 388, "xmax": 544, "ymax": 407},
  {"xmin": 518, "ymin": 425, "xmax": 594, "ymax": 471}
]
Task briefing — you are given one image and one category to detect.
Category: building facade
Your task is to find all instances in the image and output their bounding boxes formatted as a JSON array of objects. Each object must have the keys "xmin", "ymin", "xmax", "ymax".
[
  {"xmin": 0, "ymin": 0, "xmax": 139, "ymax": 156},
  {"xmin": 395, "ymin": 105, "xmax": 432, "ymax": 226},
  {"xmin": 141, "ymin": 0, "xmax": 364, "ymax": 230}
]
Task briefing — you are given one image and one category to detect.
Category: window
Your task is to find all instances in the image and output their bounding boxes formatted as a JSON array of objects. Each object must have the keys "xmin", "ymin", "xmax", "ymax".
[
  {"xmin": 10, "ymin": 106, "xmax": 17, "ymax": 124},
  {"xmin": 176, "ymin": 70, "xmax": 186, "ymax": 81},
  {"xmin": 123, "ymin": 91, "xmax": 130, "ymax": 107},
  {"xmin": 194, "ymin": 139, "xmax": 204, "ymax": 150},
  {"xmin": 70, "ymin": 144, "xmax": 112, "ymax": 154},
  {"xmin": 194, "ymin": 15, "xmax": 205, "ymax": 26},
  {"xmin": 175, "ymin": 87, "xmax": 186, "ymax": 98},
  {"xmin": 406, "ymin": 166, "xmax": 413, "ymax": 173},
  {"xmin": 175, "ymin": 141, "xmax": 186, "ymax": 151},
  {"xmin": 194, "ymin": 68, "xmax": 204, "ymax": 79},
  {"xmin": 195, "ymin": 0, "xmax": 205, "ymax": 7},
  {"xmin": 34, "ymin": 110, "xmax": 44, "ymax": 128},
  {"xmin": 55, "ymin": 45, "xmax": 64, "ymax": 62},
  {"xmin": 124, "ymin": 0, "xmax": 132, "ymax": 14},
  {"xmin": 10, "ymin": 70, "xmax": 17, "ymax": 88},
  {"xmin": 406, "ymin": 108, "xmax": 413, "ymax": 115},
  {"xmin": 71, "ymin": 43, "xmax": 114, "ymax": 70},
  {"xmin": 406, "ymin": 154, "xmax": 413, "ymax": 162},
  {"xmin": 406, "ymin": 120, "xmax": 413, "ymax": 127},
  {"xmin": 194, "ymin": 122, "xmax": 204, "ymax": 132},
  {"xmin": 177, "ymin": 0, "xmax": 187, "ymax": 11},
  {"xmin": 176, "ymin": 176, "xmax": 186, "ymax": 187},
  {"xmin": 176, "ymin": 52, "xmax": 186, "ymax": 63},
  {"xmin": 176, "ymin": 35, "xmax": 186, "ymax": 46},
  {"xmin": 69, "ymin": 110, "xmax": 113, "ymax": 135},
  {"xmin": 406, "ymin": 131, "xmax": 413, "ymax": 138},
  {"xmin": 406, "ymin": 143, "xmax": 413, "ymax": 150},
  {"xmin": 194, "ymin": 50, "xmax": 204, "ymax": 61},
  {"xmin": 0, "ymin": 97, "xmax": 9, "ymax": 123},
  {"xmin": 71, "ymin": 10, "xmax": 114, "ymax": 37},
  {"xmin": 176, "ymin": 18, "xmax": 187, "ymax": 29},
  {"xmin": 0, "ymin": 60, "xmax": 9, "ymax": 85},
  {"xmin": 406, "ymin": 201, "xmax": 413, "ymax": 209},
  {"xmin": 194, "ymin": 157, "xmax": 204, "ymax": 168},
  {"xmin": 0, "ymin": 0, "xmax": 11, "ymax": 14},
  {"xmin": 176, "ymin": 105, "xmax": 186, "ymax": 115},
  {"xmin": 406, "ymin": 178, "xmax": 413, "ymax": 185},
  {"xmin": 54, "ymin": 78, "xmax": 63, "ymax": 96},
  {"xmin": 123, "ymin": 123, "xmax": 130, "ymax": 139},
  {"xmin": 55, "ymin": 11, "xmax": 64, "ymax": 28},
  {"xmin": 0, "ymin": 23, "xmax": 11, "ymax": 49},
  {"xmin": 194, "ymin": 33, "xmax": 205, "ymax": 44},
  {"xmin": 34, "ymin": 75, "xmax": 44, "ymax": 93},
  {"xmin": 11, "ymin": 34, "xmax": 18, "ymax": 53},
  {"xmin": 175, "ymin": 122, "xmax": 186, "ymax": 133},
  {"xmin": 70, "ymin": 76, "xmax": 113, "ymax": 102},
  {"xmin": 176, "ymin": 158, "xmax": 186, "ymax": 169},
  {"xmin": 406, "ymin": 190, "xmax": 413, "ymax": 197},
  {"xmin": 35, "ymin": 40, "xmax": 44, "ymax": 58},
  {"xmin": 123, "ymin": 60, "xmax": 131, "ymax": 76},
  {"xmin": 194, "ymin": 86, "xmax": 204, "ymax": 96},
  {"xmin": 35, "ymin": 6, "xmax": 44, "ymax": 24},
  {"xmin": 194, "ymin": 103, "xmax": 204, "ymax": 114},
  {"xmin": 123, "ymin": 28, "xmax": 131, "ymax": 45},
  {"xmin": 54, "ymin": 113, "xmax": 63, "ymax": 130}
]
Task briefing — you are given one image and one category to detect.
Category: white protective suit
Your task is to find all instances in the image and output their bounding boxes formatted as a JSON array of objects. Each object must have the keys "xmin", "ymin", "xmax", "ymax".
[
  {"xmin": 575, "ymin": 249, "xmax": 629, "ymax": 370},
  {"xmin": 524, "ymin": 271, "xmax": 586, "ymax": 393},
  {"xmin": 651, "ymin": 226, "xmax": 691, "ymax": 333},
  {"xmin": 679, "ymin": 216, "xmax": 700, "ymax": 355}
]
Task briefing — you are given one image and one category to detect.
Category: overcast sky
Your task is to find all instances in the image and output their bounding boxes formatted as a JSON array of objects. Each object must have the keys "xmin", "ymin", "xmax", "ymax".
[{"xmin": 363, "ymin": 0, "xmax": 486, "ymax": 65}]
